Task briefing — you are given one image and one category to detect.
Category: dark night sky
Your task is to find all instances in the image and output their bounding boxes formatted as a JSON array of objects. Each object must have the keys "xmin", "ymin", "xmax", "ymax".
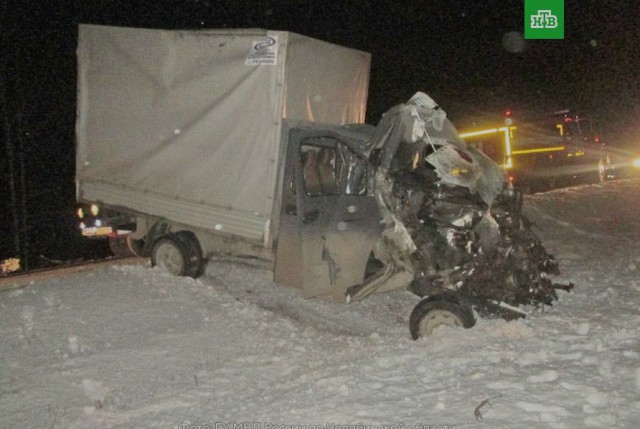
[{"xmin": 2, "ymin": 0, "xmax": 640, "ymax": 266}]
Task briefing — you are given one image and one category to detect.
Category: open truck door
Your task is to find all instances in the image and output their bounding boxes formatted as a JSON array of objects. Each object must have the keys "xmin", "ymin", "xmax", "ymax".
[{"xmin": 274, "ymin": 128, "xmax": 382, "ymax": 302}]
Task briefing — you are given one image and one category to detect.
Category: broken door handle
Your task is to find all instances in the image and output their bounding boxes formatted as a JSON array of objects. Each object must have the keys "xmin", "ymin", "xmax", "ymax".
[
  {"xmin": 302, "ymin": 209, "xmax": 319, "ymax": 224},
  {"xmin": 285, "ymin": 204, "xmax": 297, "ymax": 216}
]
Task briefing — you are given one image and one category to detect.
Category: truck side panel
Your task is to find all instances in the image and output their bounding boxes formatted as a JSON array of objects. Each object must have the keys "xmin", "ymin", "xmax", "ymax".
[{"xmin": 79, "ymin": 180, "xmax": 267, "ymax": 244}]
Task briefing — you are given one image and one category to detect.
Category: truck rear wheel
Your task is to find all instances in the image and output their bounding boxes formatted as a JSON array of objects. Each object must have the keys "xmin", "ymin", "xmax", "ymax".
[
  {"xmin": 409, "ymin": 296, "xmax": 475, "ymax": 339},
  {"xmin": 151, "ymin": 236, "xmax": 190, "ymax": 276},
  {"xmin": 151, "ymin": 232, "xmax": 204, "ymax": 278},
  {"xmin": 173, "ymin": 231, "xmax": 204, "ymax": 278}
]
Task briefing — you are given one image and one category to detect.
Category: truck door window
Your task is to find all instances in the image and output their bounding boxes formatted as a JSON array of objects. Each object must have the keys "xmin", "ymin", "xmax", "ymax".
[{"xmin": 301, "ymin": 138, "xmax": 366, "ymax": 196}]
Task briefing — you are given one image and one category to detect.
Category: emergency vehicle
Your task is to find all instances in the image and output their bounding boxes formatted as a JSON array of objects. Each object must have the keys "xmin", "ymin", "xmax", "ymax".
[{"xmin": 459, "ymin": 110, "xmax": 612, "ymax": 192}]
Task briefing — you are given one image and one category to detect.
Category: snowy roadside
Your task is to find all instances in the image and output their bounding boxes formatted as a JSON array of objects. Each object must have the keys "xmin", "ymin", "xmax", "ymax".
[{"xmin": 1, "ymin": 179, "xmax": 640, "ymax": 429}]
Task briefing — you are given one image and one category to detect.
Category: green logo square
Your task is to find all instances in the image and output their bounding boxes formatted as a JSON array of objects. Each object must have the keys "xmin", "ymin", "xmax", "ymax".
[{"xmin": 525, "ymin": 0, "xmax": 564, "ymax": 39}]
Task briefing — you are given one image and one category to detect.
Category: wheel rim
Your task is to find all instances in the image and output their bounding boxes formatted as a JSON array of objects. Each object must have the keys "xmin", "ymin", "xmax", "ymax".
[
  {"xmin": 154, "ymin": 242, "xmax": 185, "ymax": 275},
  {"xmin": 418, "ymin": 309, "xmax": 463, "ymax": 337}
]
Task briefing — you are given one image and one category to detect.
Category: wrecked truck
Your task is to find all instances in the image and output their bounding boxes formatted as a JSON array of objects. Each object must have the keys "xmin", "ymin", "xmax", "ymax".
[{"xmin": 76, "ymin": 25, "xmax": 571, "ymax": 339}]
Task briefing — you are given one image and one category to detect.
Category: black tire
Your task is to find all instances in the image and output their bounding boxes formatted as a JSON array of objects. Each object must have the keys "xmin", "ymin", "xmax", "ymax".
[
  {"xmin": 151, "ymin": 235, "xmax": 190, "ymax": 276},
  {"xmin": 109, "ymin": 237, "xmax": 134, "ymax": 258},
  {"xmin": 173, "ymin": 231, "xmax": 204, "ymax": 278},
  {"xmin": 409, "ymin": 296, "xmax": 475, "ymax": 340}
]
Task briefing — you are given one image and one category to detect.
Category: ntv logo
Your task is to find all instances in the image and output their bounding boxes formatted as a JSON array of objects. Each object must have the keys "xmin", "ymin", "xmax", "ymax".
[
  {"xmin": 530, "ymin": 10, "xmax": 558, "ymax": 29},
  {"xmin": 524, "ymin": 0, "xmax": 564, "ymax": 39}
]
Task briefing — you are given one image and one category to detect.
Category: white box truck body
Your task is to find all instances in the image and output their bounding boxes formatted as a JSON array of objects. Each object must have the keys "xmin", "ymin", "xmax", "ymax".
[
  {"xmin": 76, "ymin": 25, "xmax": 370, "ymax": 247},
  {"xmin": 76, "ymin": 25, "xmax": 381, "ymax": 300}
]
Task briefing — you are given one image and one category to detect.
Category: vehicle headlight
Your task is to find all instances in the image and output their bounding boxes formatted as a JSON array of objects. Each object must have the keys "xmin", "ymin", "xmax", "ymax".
[
  {"xmin": 90, "ymin": 204, "xmax": 99, "ymax": 216},
  {"xmin": 77, "ymin": 208, "xmax": 84, "ymax": 219},
  {"xmin": 633, "ymin": 158, "xmax": 640, "ymax": 168}
]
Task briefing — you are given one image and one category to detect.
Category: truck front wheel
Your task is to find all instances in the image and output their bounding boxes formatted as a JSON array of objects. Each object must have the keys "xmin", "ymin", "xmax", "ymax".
[
  {"xmin": 151, "ymin": 236, "xmax": 190, "ymax": 276},
  {"xmin": 409, "ymin": 296, "xmax": 475, "ymax": 339}
]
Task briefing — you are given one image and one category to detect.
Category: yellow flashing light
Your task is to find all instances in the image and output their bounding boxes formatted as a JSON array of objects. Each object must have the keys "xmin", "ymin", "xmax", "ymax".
[
  {"xmin": 500, "ymin": 127, "xmax": 513, "ymax": 156},
  {"xmin": 459, "ymin": 126, "xmax": 516, "ymax": 170},
  {"xmin": 500, "ymin": 126, "xmax": 514, "ymax": 169},
  {"xmin": 512, "ymin": 146, "xmax": 566, "ymax": 155},
  {"xmin": 459, "ymin": 128, "xmax": 500, "ymax": 138},
  {"xmin": 504, "ymin": 156, "xmax": 513, "ymax": 169}
]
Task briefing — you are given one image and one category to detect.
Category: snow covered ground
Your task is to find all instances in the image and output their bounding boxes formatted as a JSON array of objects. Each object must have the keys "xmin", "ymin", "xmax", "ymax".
[{"xmin": 2, "ymin": 179, "xmax": 640, "ymax": 429}]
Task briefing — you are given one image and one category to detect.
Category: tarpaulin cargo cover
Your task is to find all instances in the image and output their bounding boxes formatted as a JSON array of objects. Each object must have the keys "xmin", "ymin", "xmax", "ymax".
[{"xmin": 76, "ymin": 25, "xmax": 370, "ymax": 246}]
